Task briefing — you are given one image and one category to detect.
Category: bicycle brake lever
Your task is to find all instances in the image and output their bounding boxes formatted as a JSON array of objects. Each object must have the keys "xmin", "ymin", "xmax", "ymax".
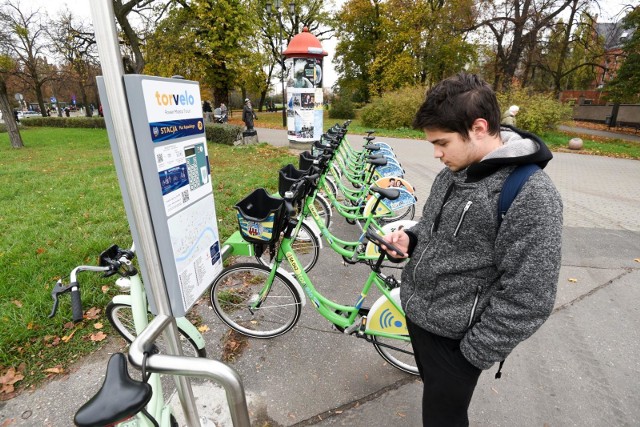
[{"xmin": 48, "ymin": 279, "xmax": 73, "ymax": 318}]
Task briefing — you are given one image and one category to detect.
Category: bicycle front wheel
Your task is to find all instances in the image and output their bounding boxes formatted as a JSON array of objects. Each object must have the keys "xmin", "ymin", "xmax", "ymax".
[
  {"xmin": 210, "ymin": 263, "xmax": 302, "ymax": 338},
  {"xmin": 372, "ymin": 335, "xmax": 419, "ymax": 376},
  {"xmin": 256, "ymin": 221, "xmax": 320, "ymax": 273},
  {"xmin": 106, "ymin": 302, "xmax": 206, "ymax": 358}
]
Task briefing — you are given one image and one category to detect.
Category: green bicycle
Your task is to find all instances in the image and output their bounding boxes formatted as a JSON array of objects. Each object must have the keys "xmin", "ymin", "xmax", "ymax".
[{"xmin": 210, "ymin": 180, "xmax": 418, "ymax": 375}]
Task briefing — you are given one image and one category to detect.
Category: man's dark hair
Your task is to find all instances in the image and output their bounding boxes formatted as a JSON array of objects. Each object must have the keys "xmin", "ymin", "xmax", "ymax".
[{"xmin": 413, "ymin": 72, "xmax": 501, "ymax": 140}]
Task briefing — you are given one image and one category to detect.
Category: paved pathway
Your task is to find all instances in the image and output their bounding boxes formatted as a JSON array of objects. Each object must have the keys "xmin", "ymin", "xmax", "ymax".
[{"xmin": 2, "ymin": 127, "xmax": 639, "ymax": 426}]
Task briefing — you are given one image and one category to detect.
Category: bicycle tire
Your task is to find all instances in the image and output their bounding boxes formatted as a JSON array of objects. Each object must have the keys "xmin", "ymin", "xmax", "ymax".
[
  {"xmin": 106, "ymin": 302, "xmax": 207, "ymax": 358},
  {"xmin": 380, "ymin": 203, "xmax": 415, "ymax": 223},
  {"xmin": 312, "ymin": 193, "xmax": 332, "ymax": 229},
  {"xmin": 210, "ymin": 263, "xmax": 302, "ymax": 338},
  {"xmin": 256, "ymin": 221, "xmax": 320, "ymax": 273},
  {"xmin": 371, "ymin": 334, "xmax": 419, "ymax": 376},
  {"xmin": 322, "ymin": 176, "xmax": 338, "ymax": 200}
]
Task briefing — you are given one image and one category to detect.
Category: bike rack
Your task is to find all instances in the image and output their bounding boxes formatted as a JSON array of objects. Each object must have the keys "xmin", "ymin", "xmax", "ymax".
[{"xmin": 128, "ymin": 314, "xmax": 251, "ymax": 427}]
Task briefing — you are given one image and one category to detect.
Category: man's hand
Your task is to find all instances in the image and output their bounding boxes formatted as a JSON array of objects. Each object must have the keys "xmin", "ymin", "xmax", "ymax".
[{"xmin": 381, "ymin": 229, "xmax": 410, "ymax": 259}]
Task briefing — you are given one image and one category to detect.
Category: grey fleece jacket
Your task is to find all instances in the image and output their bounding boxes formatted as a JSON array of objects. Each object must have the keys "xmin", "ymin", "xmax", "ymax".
[{"xmin": 400, "ymin": 128, "xmax": 563, "ymax": 370}]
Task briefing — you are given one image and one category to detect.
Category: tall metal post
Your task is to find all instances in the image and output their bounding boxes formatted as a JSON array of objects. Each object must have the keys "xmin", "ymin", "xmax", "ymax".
[
  {"xmin": 280, "ymin": 24, "xmax": 287, "ymax": 127},
  {"xmin": 87, "ymin": 1, "xmax": 201, "ymax": 425}
]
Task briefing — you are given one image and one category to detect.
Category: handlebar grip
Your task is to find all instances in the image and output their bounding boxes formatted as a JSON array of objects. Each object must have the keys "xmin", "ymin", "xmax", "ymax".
[{"xmin": 70, "ymin": 283, "xmax": 83, "ymax": 323}]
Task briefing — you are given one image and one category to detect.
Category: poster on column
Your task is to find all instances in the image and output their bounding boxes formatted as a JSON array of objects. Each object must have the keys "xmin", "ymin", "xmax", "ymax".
[{"xmin": 286, "ymin": 57, "xmax": 324, "ymax": 143}]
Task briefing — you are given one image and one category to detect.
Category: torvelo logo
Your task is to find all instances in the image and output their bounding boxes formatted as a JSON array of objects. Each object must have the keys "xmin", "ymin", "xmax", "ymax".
[{"xmin": 154, "ymin": 90, "xmax": 196, "ymax": 106}]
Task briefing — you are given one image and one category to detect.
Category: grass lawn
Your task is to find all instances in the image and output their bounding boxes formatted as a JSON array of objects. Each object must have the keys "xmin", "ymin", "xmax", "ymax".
[{"xmin": 0, "ymin": 127, "xmax": 294, "ymax": 397}]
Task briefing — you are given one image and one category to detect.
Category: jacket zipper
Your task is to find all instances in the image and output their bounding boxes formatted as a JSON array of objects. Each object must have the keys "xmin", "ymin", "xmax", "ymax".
[
  {"xmin": 467, "ymin": 285, "xmax": 482, "ymax": 329},
  {"xmin": 454, "ymin": 201, "xmax": 473, "ymax": 237}
]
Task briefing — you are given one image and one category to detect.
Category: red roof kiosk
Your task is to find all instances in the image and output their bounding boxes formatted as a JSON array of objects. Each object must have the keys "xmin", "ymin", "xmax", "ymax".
[{"xmin": 283, "ymin": 27, "xmax": 328, "ymax": 148}]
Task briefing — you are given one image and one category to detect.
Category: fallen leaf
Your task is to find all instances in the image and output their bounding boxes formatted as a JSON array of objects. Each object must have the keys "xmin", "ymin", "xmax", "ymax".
[
  {"xmin": 61, "ymin": 329, "xmax": 76, "ymax": 343},
  {"xmin": 63, "ymin": 321, "xmax": 75, "ymax": 329},
  {"xmin": 1, "ymin": 417, "xmax": 15, "ymax": 426},
  {"xmin": 36, "ymin": 248, "xmax": 46, "ymax": 255},
  {"xmin": 90, "ymin": 331, "xmax": 107, "ymax": 342},
  {"xmin": 43, "ymin": 366, "xmax": 64, "ymax": 374},
  {"xmin": 568, "ymin": 278, "xmax": 578, "ymax": 283},
  {"xmin": 101, "ymin": 285, "xmax": 110, "ymax": 293},
  {"xmin": 634, "ymin": 258, "xmax": 640, "ymax": 263},
  {"xmin": 27, "ymin": 322, "xmax": 34, "ymax": 330},
  {"xmin": 94, "ymin": 322, "xmax": 104, "ymax": 329},
  {"xmin": 84, "ymin": 307, "xmax": 101, "ymax": 320},
  {"xmin": 197, "ymin": 324, "xmax": 210, "ymax": 333},
  {"xmin": 0, "ymin": 367, "xmax": 25, "ymax": 394},
  {"xmin": 396, "ymin": 412, "xmax": 406, "ymax": 418},
  {"xmin": 11, "ymin": 300, "xmax": 22, "ymax": 308}
]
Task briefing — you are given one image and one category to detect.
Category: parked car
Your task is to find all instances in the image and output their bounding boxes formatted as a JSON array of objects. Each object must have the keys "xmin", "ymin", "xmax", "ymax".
[{"xmin": 17, "ymin": 110, "xmax": 41, "ymax": 119}]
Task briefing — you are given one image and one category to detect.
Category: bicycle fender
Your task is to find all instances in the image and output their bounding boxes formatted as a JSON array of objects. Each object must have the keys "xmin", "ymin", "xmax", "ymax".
[
  {"xmin": 111, "ymin": 294, "xmax": 131, "ymax": 305},
  {"xmin": 303, "ymin": 214, "xmax": 324, "ymax": 248},
  {"xmin": 366, "ymin": 288, "xmax": 407, "ymax": 335},
  {"xmin": 276, "ymin": 267, "xmax": 307, "ymax": 307},
  {"xmin": 176, "ymin": 317, "xmax": 206, "ymax": 350}
]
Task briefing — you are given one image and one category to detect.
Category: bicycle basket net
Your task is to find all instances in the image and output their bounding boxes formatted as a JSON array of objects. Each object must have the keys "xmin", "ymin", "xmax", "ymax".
[{"xmin": 235, "ymin": 188, "xmax": 285, "ymax": 244}]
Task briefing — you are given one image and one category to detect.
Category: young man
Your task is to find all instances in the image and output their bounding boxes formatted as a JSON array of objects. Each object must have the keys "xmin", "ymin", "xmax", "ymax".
[{"xmin": 383, "ymin": 73, "xmax": 563, "ymax": 426}]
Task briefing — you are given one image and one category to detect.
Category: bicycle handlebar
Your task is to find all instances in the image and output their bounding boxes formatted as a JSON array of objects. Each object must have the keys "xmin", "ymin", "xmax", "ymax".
[{"xmin": 49, "ymin": 245, "xmax": 136, "ymax": 322}]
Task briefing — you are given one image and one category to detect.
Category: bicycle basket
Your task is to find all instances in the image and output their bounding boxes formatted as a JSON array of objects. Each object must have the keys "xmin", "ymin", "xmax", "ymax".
[
  {"xmin": 278, "ymin": 164, "xmax": 308, "ymax": 197},
  {"xmin": 299, "ymin": 150, "xmax": 317, "ymax": 171},
  {"xmin": 235, "ymin": 188, "xmax": 285, "ymax": 244}
]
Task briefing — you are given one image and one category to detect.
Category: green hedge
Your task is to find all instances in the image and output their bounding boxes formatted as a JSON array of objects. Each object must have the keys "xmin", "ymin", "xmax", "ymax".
[
  {"xmin": 19, "ymin": 116, "xmax": 106, "ymax": 128},
  {"xmin": 360, "ymin": 86, "xmax": 426, "ymax": 129},
  {"xmin": 496, "ymin": 89, "xmax": 573, "ymax": 135},
  {"xmin": 328, "ymin": 95, "xmax": 356, "ymax": 119},
  {"xmin": 205, "ymin": 123, "xmax": 242, "ymax": 145}
]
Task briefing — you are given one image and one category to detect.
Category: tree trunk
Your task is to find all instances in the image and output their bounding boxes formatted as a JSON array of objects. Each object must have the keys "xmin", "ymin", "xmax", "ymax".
[{"xmin": 0, "ymin": 79, "xmax": 24, "ymax": 148}]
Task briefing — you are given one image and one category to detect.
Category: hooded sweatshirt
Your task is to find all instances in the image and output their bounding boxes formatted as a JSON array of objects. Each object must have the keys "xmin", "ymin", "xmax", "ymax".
[{"xmin": 400, "ymin": 127, "xmax": 563, "ymax": 370}]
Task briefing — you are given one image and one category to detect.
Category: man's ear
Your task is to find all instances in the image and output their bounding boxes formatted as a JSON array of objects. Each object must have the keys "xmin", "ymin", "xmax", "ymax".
[{"xmin": 471, "ymin": 118, "xmax": 489, "ymax": 135}]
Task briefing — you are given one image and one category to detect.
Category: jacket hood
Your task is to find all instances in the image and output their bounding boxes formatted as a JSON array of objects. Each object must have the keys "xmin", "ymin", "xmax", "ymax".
[{"xmin": 465, "ymin": 126, "xmax": 553, "ymax": 182}]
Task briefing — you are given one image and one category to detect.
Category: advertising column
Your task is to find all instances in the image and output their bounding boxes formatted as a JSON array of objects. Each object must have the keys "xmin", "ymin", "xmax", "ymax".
[{"xmin": 283, "ymin": 27, "xmax": 328, "ymax": 147}]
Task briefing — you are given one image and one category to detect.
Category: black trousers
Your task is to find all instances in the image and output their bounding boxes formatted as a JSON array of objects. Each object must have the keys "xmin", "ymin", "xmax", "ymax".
[{"xmin": 407, "ymin": 317, "xmax": 482, "ymax": 427}]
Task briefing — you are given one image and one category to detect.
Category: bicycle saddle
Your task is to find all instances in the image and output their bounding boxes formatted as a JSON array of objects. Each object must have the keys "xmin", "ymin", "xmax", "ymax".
[
  {"xmin": 363, "ymin": 143, "xmax": 382, "ymax": 151},
  {"xmin": 74, "ymin": 353, "xmax": 152, "ymax": 427},
  {"xmin": 370, "ymin": 186, "xmax": 400, "ymax": 200},
  {"xmin": 364, "ymin": 135, "xmax": 376, "ymax": 142},
  {"xmin": 366, "ymin": 154, "xmax": 385, "ymax": 160},
  {"xmin": 367, "ymin": 157, "xmax": 388, "ymax": 167}
]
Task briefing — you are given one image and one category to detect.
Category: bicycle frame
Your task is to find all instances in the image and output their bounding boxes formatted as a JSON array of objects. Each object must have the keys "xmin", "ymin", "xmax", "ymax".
[{"xmin": 254, "ymin": 231, "xmax": 410, "ymax": 342}]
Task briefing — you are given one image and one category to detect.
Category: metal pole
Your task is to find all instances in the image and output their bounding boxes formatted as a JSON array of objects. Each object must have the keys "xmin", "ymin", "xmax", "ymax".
[
  {"xmin": 87, "ymin": 1, "xmax": 200, "ymax": 426},
  {"xmin": 280, "ymin": 17, "xmax": 287, "ymax": 128}
]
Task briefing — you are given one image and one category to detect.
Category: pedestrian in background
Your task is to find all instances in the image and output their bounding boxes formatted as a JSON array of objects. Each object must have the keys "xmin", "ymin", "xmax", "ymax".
[
  {"xmin": 242, "ymin": 99, "xmax": 257, "ymax": 131},
  {"xmin": 501, "ymin": 105, "xmax": 519, "ymax": 126}
]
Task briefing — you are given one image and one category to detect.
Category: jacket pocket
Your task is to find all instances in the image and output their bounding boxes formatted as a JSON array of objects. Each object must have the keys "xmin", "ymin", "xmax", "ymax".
[{"xmin": 428, "ymin": 274, "xmax": 487, "ymax": 337}]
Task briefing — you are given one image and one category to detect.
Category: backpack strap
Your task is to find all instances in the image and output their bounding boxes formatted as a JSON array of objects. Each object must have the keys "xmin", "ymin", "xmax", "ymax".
[
  {"xmin": 498, "ymin": 164, "xmax": 541, "ymax": 226},
  {"xmin": 493, "ymin": 163, "xmax": 540, "ymax": 379}
]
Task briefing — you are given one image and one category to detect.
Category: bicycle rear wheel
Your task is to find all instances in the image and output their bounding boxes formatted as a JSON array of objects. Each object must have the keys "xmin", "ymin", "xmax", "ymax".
[
  {"xmin": 210, "ymin": 263, "xmax": 302, "ymax": 338},
  {"xmin": 372, "ymin": 335, "xmax": 419, "ymax": 375},
  {"xmin": 256, "ymin": 221, "xmax": 320, "ymax": 273},
  {"xmin": 106, "ymin": 302, "xmax": 206, "ymax": 358}
]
